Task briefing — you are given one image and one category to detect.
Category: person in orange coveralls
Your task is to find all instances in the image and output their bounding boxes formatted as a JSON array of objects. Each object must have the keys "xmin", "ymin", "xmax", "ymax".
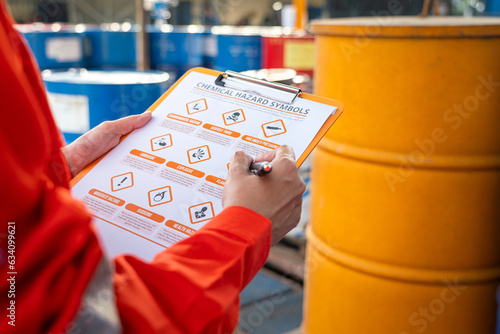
[{"xmin": 0, "ymin": 2, "xmax": 305, "ymax": 333}]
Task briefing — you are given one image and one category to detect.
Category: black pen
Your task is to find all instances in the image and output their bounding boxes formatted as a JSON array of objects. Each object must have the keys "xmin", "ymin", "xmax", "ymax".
[{"xmin": 250, "ymin": 161, "xmax": 272, "ymax": 176}]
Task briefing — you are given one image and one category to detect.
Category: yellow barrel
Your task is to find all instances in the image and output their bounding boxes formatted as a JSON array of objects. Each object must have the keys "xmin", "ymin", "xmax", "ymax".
[{"xmin": 305, "ymin": 17, "xmax": 500, "ymax": 334}]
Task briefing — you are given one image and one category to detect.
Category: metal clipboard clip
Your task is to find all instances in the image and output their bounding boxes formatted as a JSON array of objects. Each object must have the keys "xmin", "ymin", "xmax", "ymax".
[{"xmin": 214, "ymin": 70, "xmax": 302, "ymax": 105}]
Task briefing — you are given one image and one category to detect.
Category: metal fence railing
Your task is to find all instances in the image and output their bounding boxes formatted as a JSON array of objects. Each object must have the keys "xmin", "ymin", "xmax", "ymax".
[{"xmin": 7, "ymin": 0, "xmax": 37, "ymax": 23}]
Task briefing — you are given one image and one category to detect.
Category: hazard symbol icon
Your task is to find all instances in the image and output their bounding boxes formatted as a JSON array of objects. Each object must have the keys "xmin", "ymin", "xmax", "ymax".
[
  {"xmin": 261, "ymin": 119, "xmax": 286, "ymax": 138},
  {"xmin": 188, "ymin": 202, "xmax": 215, "ymax": 224},
  {"xmin": 148, "ymin": 186, "xmax": 173, "ymax": 207},
  {"xmin": 187, "ymin": 145, "xmax": 211, "ymax": 164},
  {"xmin": 223, "ymin": 109, "xmax": 246, "ymax": 126},
  {"xmin": 151, "ymin": 134, "xmax": 173, "ymax": 152},
  {"xmin": 111, "ymin": 172, "xmax": 134, "ymax": 192},
  {"xmin": 186, "ymin": 98, "xmax": 208, "ymax": 115}
]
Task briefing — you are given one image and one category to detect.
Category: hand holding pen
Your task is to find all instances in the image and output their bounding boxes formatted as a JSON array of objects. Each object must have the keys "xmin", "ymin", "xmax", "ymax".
[{"xmin": 223, "ymin": 145, "xmax": 306, "ymax": 246}]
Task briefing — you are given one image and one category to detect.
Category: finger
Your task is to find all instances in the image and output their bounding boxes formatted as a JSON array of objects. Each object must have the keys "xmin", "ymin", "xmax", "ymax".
[
  {"xmin": 254, "ymin": 143, "xmax": 293, "ymax": 163},
  {"xmin": 270, "ymin": 145, "xmax": 298, "ymax": 173},
  {"xmin": 107, "ymin": 112, "xmax": 152, "ymax": 136},
  {"xmin": 254, "ymin": 149, "xmax": 277, "ymax": 163},
  {"xmin": 131, "ymin": 111, "xmax": 153, "ymax": 130},
  {"xmin": 228, "ymin": 151, "xmax": 253, "ymax": 177},
  {"xmin": 275, "ymin": 145, "xmax": 296, "ymax": 161}
]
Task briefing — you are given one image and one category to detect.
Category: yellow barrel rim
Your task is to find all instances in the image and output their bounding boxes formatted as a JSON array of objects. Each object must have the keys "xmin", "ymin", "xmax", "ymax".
[{"xmin": 311, "ymin": 16, "xmax": 500, "ymax": 38}]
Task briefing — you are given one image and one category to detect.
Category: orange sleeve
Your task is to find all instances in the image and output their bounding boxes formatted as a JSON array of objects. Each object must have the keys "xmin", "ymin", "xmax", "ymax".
[
  {"xmin": 113, "ymin": 206, "xmax": 271, "ymax": 334},
  {"xmin": 0, "ymin": 4, "xmax": 103, "ymax": 334}
]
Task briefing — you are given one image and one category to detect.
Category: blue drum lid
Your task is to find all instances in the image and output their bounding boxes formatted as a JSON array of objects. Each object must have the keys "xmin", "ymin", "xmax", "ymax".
[{"xmin": 42, "ymin": 68, "xmax": 171, "ymax": 85}]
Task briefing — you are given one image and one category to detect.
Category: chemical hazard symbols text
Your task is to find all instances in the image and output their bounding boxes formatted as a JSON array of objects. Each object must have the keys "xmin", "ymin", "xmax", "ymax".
[
  {"xmin": 223, "ymin": 109, "xmax": 246, "ymax": 126},
  {"xmin": 148, "ymin": 186, "xmax": 173, "ymax": 207},
  {"xmin": 261, "ymin": 119, "xmax": 286, "ymax": 138},
  {"xmin": 111, "ymin": 172, "xmax": 134, "ymax": 192},
  {"xmin": 187, "ymin": 145, "xmax": 211, "ymax": 164},
  {"xmin": 186, "ymin": 98, "xmax": 208, "ymax": 115},
  {"xmin": 188, "ymin": 202, "xmax": 215, "ymax": 224},
  {"xmin": 151, "ymin": 133, "xmax": 173, "ymax": 151}
]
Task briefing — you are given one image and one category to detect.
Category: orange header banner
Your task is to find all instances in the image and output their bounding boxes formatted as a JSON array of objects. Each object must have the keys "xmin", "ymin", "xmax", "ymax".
[
  {"xmin": 125, "ymin": 203, "xmax": 164, "ymax": 223},
  {"xmin": 203, "ymin": 123, "xmax": 241, "ymax": 138},
  {"xmin": 167, "ymin": 113, "xmax": 202, "ymax": 126},
  {"xmin": 242, "ymin": 135, "xmax": 280, "ymax": 150},
  {"xmin": 166, "ymin": 161, "xmax": 205, "ymax": 178},
  {"xmin": 165, "ymin": 220, "xmax": 196, "ymax": 236},
  {"xmin": 205, "ymin": 175, "xmax": 225, "ymax": 186},
  {"xmin": 130, "ymin": 149, "xmax": 166, "ymax": 164},
  {"xmin": 89, "ymin": 189, "xmax": 125, "ymax": 206}
]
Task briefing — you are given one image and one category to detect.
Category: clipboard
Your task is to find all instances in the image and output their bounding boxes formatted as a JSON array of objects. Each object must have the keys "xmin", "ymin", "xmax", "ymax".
[
  {"xmin": 69, "ymin": 67, "xmax": 343, "ymax": 260},
  {"xmin": 71, "ymin": 67, "xmax": 343, "ymax": 187}
]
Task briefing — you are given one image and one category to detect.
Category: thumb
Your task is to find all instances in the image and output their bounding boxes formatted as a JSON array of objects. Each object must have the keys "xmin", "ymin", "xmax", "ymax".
[
  {"xmin": 109, "ymin": 111, "xmax": 152, "ymax": 136},
  {"xmin": 228, "ymin": 151, "xmax": 253, "ymax": 177},
  {"xmin": 274, "ymin": 145, "xmax": 296, "ymax": 164}
]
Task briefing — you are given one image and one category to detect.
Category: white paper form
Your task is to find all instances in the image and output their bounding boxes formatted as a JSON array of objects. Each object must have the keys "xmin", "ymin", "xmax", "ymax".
[{"xmin": 71, "ymin": 70, "xmax": 338, "ymax": 261}]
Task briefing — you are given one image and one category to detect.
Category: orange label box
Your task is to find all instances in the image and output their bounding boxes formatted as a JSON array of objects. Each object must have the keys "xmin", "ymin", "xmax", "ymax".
[
  {"xmin": 165, "ymin": 220, "xmax": 196, "ymax": 236},
  {"xmin": 130, "ymin": 149, "xmax": 166, "ymax": 164},
  {"xmin": 242, "ymin": 135, "xmax": 280, "ymax": 150},
  {"xmin": 166, "ymin": 161, "xmax": 205, "ymax": 178},
  {"xmin": 205, "ymin": 175, "xmax": 225, "ymax": 186},
  {"xmin": 167, "ymin": 113, "xmax": 202, "ymax": 126},
  {"xmin": 125, "ymin": 203, "xmax": 165, "ymax": 223},
  {"xmin": 203, "ymin": 123, "xmax": 241, "ymax": 138},
  {"xmin": 89, "ymin": 189, "xmax": 125, "ymax": 206}
]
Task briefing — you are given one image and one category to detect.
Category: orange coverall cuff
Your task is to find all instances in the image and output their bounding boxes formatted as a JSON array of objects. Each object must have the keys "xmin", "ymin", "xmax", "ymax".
[{"xmin": 201, "ymin": 205, "xmax": 272, "ymax": 246}]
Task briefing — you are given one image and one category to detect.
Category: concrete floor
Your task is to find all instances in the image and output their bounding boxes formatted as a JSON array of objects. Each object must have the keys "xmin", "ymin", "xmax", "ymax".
[{"xmin": 238, "ymin": 268, "xmax": 303, "ymax": 334}]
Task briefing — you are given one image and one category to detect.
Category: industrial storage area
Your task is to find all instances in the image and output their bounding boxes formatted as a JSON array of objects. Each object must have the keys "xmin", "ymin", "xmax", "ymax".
[{"xmin": 2, "ymin": 0, "xmax": 500, "ymax": 333}]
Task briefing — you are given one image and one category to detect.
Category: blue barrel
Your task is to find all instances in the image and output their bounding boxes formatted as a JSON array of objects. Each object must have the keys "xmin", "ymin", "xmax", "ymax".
[
  {"xmin": 149, "ymin": 25, "xmax": 206, "ymax": 80},
  {"xmin": 485, "ymin": 0, "xmax": 500, "ymax": 14},
  {"xmin": 16, "ymin": 23, "xmax": 86, "ymax": 70},
  {"xmin": 43, "ymin": 69, "xmax": 172, "ymax": 143},
  {"xmin": 85, "ymin": 23, "xmax": 137, "ymax": 69},
  {"xmin": 211, "ymin": 26, "xmax": 263, "ymax": 73},
  {"xmin": 203, "ymin": 31, "xmax": 217, "ymax": 69}
]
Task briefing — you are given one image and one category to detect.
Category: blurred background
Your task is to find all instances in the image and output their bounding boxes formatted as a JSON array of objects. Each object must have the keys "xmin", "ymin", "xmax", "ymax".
[
  {"xmin": 5, "ymin": 0, "xmax": 500, "ymax": 333},
  {"xmin": 7, "ymin": 0, "xmax": 499, "ymax": 24}
]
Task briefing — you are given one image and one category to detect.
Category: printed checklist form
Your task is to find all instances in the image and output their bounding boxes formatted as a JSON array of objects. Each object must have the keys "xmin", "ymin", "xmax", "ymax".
[{"xmin": 70, "ymin": 68, "xmax": 343, "ymax": 261}]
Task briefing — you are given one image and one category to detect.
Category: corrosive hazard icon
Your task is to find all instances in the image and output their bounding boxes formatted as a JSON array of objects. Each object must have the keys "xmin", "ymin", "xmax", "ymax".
[
  {"xmin": 188, "ymin": 202, "xmax": 214, "ymax": 224},
  {"xmin": 186, "ymin": 98, "xmax": 208, "ymax": 115},
  {"xmin": 151, "ymin": 134, "xmax": 173, "ymax": 151},
  {"xmin": 187, "ymin": 145, "xmax": 211, "ymax": 164},
  {"xmin": 223, "ymin": 109, "xmax": 246, "ymax": 126},
  {"xmin": 261, "ymin": 119, "xmax": 286, "ymax": 138},
  {"xmin": 148, "ymin": 186, "xmax": 173, "ymax": 207},
  {"xmin": 111, "ymin": 172, "xmax": 134, "ymax": 192}
]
